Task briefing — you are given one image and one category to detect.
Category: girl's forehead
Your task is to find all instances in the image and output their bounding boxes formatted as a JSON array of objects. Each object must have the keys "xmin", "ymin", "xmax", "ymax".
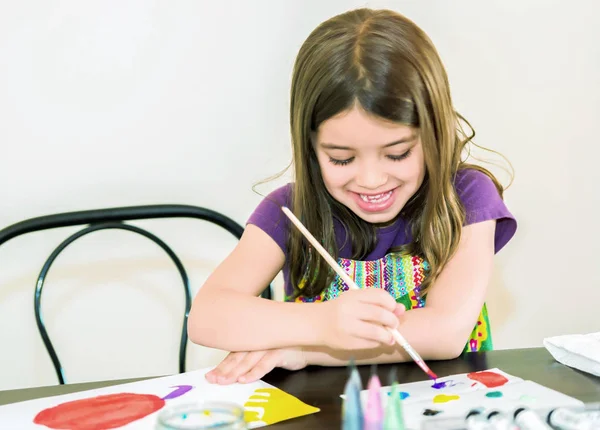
[{"xmin": 317, "ymin": 106, "xmax": 416, "ymax": 148}]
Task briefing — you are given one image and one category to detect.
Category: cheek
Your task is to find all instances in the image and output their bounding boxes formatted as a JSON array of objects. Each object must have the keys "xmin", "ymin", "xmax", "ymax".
[
  {"xmin": 402, "ymin": 149, "xmax": 426, "ymax": 182},
  {"xmin": 316, "ymin": 156, "xmax": 349, "ymax": 188},
  {"xmin": 319, "ymin": 165, "xmax": 348, "ymax": 188}
]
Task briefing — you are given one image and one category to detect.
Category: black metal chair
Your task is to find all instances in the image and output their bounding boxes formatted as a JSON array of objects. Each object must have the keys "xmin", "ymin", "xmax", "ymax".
[{"xmin": 0, "ymin": 204, "xmax": 271, "ymax": 385}]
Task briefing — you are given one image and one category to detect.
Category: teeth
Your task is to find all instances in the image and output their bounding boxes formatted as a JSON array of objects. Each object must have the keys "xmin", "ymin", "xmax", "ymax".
[{"xmin": 359, "ymin": 191, "xmax": 392, "ymax": 203}]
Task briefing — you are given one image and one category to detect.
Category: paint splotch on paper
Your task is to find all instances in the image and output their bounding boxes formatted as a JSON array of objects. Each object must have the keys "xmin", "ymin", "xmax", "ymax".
[
  {"xmin": 387, "ymin": 391, "xmax": 410, "ymax": 400},
  {"xmin": 161, "ymin": 385, "xmax": 193, "ymax": 400},
  {"xmin": 433, "ymin": 394, "xmax": 460, "ymax": 404},
  {"xmin": 243, "ymin": 388, "xmax": 320, "ymax": 426},
  {"xmin": 466, "ymin": 371, "xmax": 509, "ymax": 388},
  {"xmin": 34, "ymin": 393, "xmax": 168, "ymax": 430}
]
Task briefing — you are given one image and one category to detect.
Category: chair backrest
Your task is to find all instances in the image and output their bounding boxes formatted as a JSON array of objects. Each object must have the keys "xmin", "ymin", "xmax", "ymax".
[{"xmin": 0, "ymin": 204, "xmax": 271, "ymax": 384}]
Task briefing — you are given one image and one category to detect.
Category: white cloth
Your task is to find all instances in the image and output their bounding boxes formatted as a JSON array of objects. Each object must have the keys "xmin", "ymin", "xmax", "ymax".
[{"xmin": 543, "ymin": 331, "xmax": 600, "ymax": 377}]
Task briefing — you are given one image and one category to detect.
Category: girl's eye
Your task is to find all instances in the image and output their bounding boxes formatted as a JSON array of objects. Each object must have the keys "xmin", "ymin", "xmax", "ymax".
[
  {"xmin": 329, "ymin": 157, "xmax": 354, "ymax": 166},
  {"xmin": 387, "ymin": 150, "xmax": 411, "ymax": 161}
]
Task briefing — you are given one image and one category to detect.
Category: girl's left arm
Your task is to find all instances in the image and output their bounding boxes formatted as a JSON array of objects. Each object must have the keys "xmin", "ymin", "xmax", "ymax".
[{"xmin": 303, "ymin": 219, "xmax": 497, "ymax": 366}]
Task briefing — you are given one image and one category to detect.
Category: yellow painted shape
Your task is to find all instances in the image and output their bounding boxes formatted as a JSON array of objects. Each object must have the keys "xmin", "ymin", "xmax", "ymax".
[
  {"xmin": 433, "ymin": 394, "xmax": 460, "ymax": 404},
  {"xmin": 243, "ymin": 387, "xmax": 320, "ymax": 425}
]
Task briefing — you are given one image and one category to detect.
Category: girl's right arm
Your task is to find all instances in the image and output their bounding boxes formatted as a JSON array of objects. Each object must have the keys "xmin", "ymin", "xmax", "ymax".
[
  {"xmin": 187, "ymin": 224, "xmax": 320, "ymax": 351},
  {"xmin": 187, "ymin": 224, "xmax": 401, "ymax": 352}
]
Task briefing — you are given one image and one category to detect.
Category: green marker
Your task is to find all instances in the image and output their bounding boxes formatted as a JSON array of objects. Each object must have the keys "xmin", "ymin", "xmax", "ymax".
[{"xmin": 384, "ymin": 375, "xmax": 405, "ymax": 429}]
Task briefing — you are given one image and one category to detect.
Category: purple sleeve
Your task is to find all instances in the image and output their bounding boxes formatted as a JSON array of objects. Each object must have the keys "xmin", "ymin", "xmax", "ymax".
[
  {"xmin": 455, "ymin": 169, "xmax": 517, "ymax": 254},
  {"xmin": 246, "ymin": 184, "xmax": 292, "ymax": 254}
]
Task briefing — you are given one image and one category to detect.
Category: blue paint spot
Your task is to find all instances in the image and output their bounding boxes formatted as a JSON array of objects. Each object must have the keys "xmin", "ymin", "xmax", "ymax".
[{"xmin": 387, "ymin": 391, "xmax": 410, "ymax": 399}]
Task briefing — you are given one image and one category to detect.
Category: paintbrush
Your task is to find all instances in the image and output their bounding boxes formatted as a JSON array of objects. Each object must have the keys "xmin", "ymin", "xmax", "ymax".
[{"xmin": 281, "ymin": 206, "xmax": 438, "ymax": 380}]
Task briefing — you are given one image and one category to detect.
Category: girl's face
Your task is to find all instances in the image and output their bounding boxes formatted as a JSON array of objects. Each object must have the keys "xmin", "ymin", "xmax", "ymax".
[{"xmin": 314, "ymin": 104, "xmax": 426, "ymax": 225}]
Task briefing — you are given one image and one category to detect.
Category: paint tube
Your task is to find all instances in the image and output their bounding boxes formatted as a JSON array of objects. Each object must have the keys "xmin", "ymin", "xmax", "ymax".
[
  {"xmin": 465, "ymin": 409, "xmax": 494, "ymax": 430},
  {"xmin": 364, "ymin": 365, "xmax": 384, "ymax": 430},
  {"xmin": 342, "ymin": 365, "xmax": 363, "ymax": 430},
  {"xmin": 546, "ymin": 407, "xmax": 600, "ymax": 430},
  {"xmin": 486, "ymin": 410, "xmax": 514, "ymax": 430},
  {"xmin": 514, "ymin": 407, "xmax": 552, "ymax": 430}
]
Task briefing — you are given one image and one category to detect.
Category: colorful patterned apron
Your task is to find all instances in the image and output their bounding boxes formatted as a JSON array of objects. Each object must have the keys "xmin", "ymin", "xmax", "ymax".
[{"xmin": 288, "ymin": 252, "xmax": 491, "ymax": 353}]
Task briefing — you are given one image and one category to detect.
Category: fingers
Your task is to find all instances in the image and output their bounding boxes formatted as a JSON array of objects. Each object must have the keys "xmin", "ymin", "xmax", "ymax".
[
  {"xmin": 355, "ymin": 288, "xmax": 398, "ymax": 311},
  {"xmin": 238, "ymin": 350, "xmax": 280, "ymax": 383},
  {"xmin": 351, "ymin": 319, "xmax": 395, "ymax": 346},
  {"xmin": 206, "ymin": 350, "xmax": 281, "ymax": 385},
  {"xmin": 219, "ymin": 351, "xmax": 268, "ymax": 385},
  {"xmin": 356, "ymin": 302, "xmax": 399, "ymax": 329},
  {"xmin": 205, "ymin": 352, "xmax": 248, "ymax": 384},
  {"xmin": 394, "ymin": 303, "xmax": 406, "ymax": 318}
]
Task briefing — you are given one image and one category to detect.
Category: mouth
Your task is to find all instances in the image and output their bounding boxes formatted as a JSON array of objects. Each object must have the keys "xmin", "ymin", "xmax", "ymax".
[
  {"xmin": 356, "ymin": 189, "xmax": 394, "ymax": 203},
  {"xmin": 350, "ymin": 187, "xmax": 399, "ymax": 214}
]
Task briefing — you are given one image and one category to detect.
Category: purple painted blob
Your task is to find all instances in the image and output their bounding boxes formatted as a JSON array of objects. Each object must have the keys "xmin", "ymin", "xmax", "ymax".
[
  {"xmin": 162, "ymin": 385, "xmax": 193, "ymax": 400},
  {"xmin": 431, "ymin": 381, "xmax": 448, "ymax": 389},
  {"xmin": 432, "ymin": 379, "xmax": 458, "ymax": 389}
]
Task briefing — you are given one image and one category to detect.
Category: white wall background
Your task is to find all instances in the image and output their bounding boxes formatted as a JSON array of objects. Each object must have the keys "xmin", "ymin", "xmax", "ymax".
[{"xmin": 0, "ymin": 0, "xmax": 598, "ymax": 391}]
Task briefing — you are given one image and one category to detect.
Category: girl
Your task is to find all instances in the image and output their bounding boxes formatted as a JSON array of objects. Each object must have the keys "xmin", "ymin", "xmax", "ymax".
[{"xmin": 188, "ymin": 8, "xmax": 517, "ymax": 385}]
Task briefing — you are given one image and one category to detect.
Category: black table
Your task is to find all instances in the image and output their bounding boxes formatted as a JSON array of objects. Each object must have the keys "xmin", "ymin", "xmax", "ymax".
[{"xmin": 1, "ymin": 348, "xmax": 598, "ymax": 428}]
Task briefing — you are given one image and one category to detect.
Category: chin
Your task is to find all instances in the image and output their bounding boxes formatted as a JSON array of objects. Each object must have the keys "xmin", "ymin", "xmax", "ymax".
[{"xmin": 352, "ymin": 206, "xmax": 402, "ymax": 225}]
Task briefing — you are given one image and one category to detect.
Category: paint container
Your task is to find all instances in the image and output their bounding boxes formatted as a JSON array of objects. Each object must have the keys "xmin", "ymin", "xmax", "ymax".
[
  {"xmin": 486, "ymin": 410, "xmax": 514, "ymax": 430},
  {"xmin": 342, "ymin": 364, "xmax": 363, "ymax": 430},
  {"xmin": 421, "ymin": 417, "xmax": 468, "ymax": 430},
  {"xmin": 514, "ymin": 407, "xmax": 552, "ymax": 430},
  {"xmin": 384, "ymin": 382, "xmax": 406, "ymax": 430},
  {"xmin": 364, "ymin": 365, "xmax": 384, "ymax": 430},
  {"xmin": 155, "ymin": 401, "xmax": 247, "ymax": 429},
  {"xmin": 546, "ymin": 407, "xmax": 600, "ymax": 430},
  {"xmin": 465, "ymin": 409, "xmax": 494, "ymax": 430}
]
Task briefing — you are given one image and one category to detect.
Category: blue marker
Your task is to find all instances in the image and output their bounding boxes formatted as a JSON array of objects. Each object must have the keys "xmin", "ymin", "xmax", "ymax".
[{"xmin": 343, "ymin": 360, "xmax": 363, "ymax": 430}]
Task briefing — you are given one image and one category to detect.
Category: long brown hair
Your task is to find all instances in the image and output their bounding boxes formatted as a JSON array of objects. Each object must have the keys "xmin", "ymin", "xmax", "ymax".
[{"xmin": 286, "ymin": 8, "xmax": 509, "ymax": 299}]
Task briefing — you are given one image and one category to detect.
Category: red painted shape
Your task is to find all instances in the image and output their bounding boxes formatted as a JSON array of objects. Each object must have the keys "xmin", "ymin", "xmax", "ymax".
[
  {"xmin": 33, "ymin": 393, "xmax": 165, "ymax": 430},
  {"xmin": 467, "ymin": 371, "xmax": 509, "ymax": 388}
]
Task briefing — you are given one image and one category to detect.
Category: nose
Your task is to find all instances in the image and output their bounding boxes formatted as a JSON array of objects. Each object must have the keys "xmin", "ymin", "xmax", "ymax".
[{"xmin": 355, "ymin": 162, "xmax": 387, "ymax": 190}]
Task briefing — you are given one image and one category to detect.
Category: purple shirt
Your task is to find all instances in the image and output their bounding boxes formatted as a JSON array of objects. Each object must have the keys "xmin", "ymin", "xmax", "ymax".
[{"xmin": 247, "ymin": 168, "xmax": 517, "ymax": 300}]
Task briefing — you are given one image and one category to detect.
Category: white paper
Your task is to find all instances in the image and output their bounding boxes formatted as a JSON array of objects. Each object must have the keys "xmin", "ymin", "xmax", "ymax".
[
  {"xmin": 544, "ymin": 331, "xmax": 600, "ymax": 377},
  {"xmin": 341, "ymin": 368, "xmax": 583, "ymax": 430},
  {"xmin": 0, "ymin": 367, "xmax": 319, "ymax": 429}
]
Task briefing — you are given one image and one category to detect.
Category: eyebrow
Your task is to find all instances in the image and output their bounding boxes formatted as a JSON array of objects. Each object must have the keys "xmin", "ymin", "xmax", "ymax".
[{"xmin": 319, "ymin": 135, "xmax": 416, "ymax": 150}]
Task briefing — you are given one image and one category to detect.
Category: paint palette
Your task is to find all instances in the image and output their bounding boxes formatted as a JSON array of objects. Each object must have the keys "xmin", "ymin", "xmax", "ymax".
[
  {"xmin": 341, "ymin": 368, "xmax": 584, "ymax": 430},
  {"xmin": 404, "ymin": 380, "xmax": 583, "ymax": 429}
]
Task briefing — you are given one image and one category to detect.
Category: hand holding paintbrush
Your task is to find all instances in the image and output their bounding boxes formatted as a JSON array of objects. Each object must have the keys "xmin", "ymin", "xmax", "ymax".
[{"xmin": 281, "ymin": 206, "xmax": 438, "ymax": 380}]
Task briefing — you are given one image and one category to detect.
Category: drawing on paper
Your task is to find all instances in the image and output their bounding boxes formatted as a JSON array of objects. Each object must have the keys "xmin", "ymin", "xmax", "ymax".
[
  {"xmin": 33, "ymin": 385, "xmax": 193, "ymax": 430},
  {"xmin": 0, "ymin": 368, "xmax": 319, "ymax": 429},
  {"xmin": 243, "ymin": 388, "xmax": 320, "ymax": 426}
]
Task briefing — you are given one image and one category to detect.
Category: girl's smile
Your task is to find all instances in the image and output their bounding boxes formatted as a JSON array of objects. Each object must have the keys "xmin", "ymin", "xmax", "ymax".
[{"xmin": 350, "ymin": 186, "xmax": 398, "ymax": 213}]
